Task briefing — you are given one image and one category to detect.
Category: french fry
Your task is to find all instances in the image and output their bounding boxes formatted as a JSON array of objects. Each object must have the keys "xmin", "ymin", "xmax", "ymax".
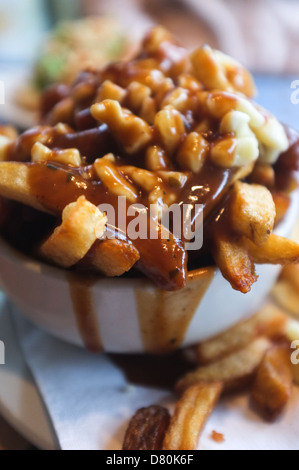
[
  {"xmin": 0, "ymin": 125, "xmax": 18, "ymax": 140},
  {"xmin": 271, "ymin": 280, "xmax": 299, "ymax": 318},
  {"xmin": 123, "ymin": 405, "xmax": 171, "ymax": 451},
  {"xmin": 251, "ymin": 345, "xmax": 293, "ymax": 418},
  {"xmin": 41, "ymin": 196, "xmax": 107, "ymax": 268},
  {"xmin": 245, "ymin": 234, "xmax": 299, "ymax": 265},
  {"xmin": 272, "ymin": 192, "xmax": 291, "ymax": 226},
  {"xmin": 0, "ymin": 135, "xmax": 14, "ymax": 161},
  {"xmin": 229, "ymin": 182, "xmax": 276, "ymax": 247},
  {"xmin": 163, "ymin": 382, "xmax": 223, "ymax": 451},
  {"xmin": 87, "ymin": 239, "xmax": 140, "ymax": 277},
  {"xmin": 285, "ymin": 318, "xmax": 299, "ymax": 343},
  {"xmin": 231, "ymin": 162, "xmax": 255, "ymax": 184},
  {"xmin": 281, "ymin": 317, "xmax": 299, "ymax": 385},
  {"xmin": 290, "ymin": 219, "xmax": 299, "ymax": 244},
  {"xmin": 212, "ymin": 231, "xmax": 257, "ymax": 293},
  {"xmin": 248, "ymin": 163, "xmax": 275, "ymax": 188},
  {"xmin": 0, "ymin": 162, "xmax": 48, "ymax": 213},
  {"xmin": 195, "ymin": 304, "xmax": 288, "ymax": 365},
  {"xmin": 292, "ymin": 363, "xmax": 299, "ymax": 385},
  {"xmin": 280, "ymin": 264, "xmax": 299, "ymax": 291},
  {"xmin": 176, "ymin": 338, "xmax": 271, "ymax": 394}
]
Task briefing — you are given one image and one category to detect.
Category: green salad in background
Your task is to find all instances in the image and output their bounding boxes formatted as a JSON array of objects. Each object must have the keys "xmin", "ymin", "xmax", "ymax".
[{"xmin": 18, "ymin": 16, "xmax": 132, "ymax": 111}]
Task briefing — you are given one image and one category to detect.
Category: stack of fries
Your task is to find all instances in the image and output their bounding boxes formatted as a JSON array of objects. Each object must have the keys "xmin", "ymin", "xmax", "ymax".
[
  {"xmin": 0, "ymin": 26, "xmax": 299, "ymax": 450},
  {"xmin": 0, "ymin": 26, "xmax": 299, "ymax": 291},
  {"xmin": 272, "ymin": 219, "xmax": 299, "ymax": 319},
  {"xmin": 273, "ymin": 265, "xmax": 299, "ymax": 317},
  {"xmin": 123, "ymin": 303, "xmax": 299, "ymax": 450}
]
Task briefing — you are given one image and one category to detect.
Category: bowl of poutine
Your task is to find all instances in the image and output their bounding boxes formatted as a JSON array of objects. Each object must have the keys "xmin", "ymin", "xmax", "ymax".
[{"xmin": 0, "ymin": 27, "xmax": 299, "ymax": 353}]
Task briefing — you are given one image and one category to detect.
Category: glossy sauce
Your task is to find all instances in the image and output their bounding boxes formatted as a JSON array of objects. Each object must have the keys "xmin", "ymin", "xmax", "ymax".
[
  {"xmin": 25, "ymin": 160, "xmax": 234, "ymax": 289},
  {"xmin": 275, "ymin": 127, "xmax": 299, "ymax": 191},
  {"xmin": 24, "ymin": 159, "xmax": 226, "ymax": 349},
  {"xmin": 67, "ymin": 272, "xmax": 103, "ymax": 352},
  {"xmin": 3, "ymin": 29, "xmax": 299, "ymax": 353},
  {"xmin": 8, "ymin": 125, "xmax": 117, "ymax": 163},
  {"xmin": 135, "ymin": 267, "xmax": 214, "ymax": 353},
  {"xmin": 17, "ymin": 134, "xmax": 297, "ymax": 351}
]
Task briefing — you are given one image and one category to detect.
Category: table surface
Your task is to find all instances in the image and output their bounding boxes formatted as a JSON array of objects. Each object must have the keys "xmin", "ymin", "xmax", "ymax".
[{"xmin": 0, "ymin": 73, "xmax": 298, "ymax": 450}]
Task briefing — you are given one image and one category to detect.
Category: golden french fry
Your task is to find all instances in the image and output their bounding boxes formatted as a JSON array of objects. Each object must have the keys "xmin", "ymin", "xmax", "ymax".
[
  {"xmin": 176, "ymin": 338, "xmax": 271, "ymax": 394},
  {"xmin": 163, "ymin": 382, "xmax": 223, "ymax": 451},
  {"xmin": 231, "ymin": 162, "xmax": 255, "ymax": 184},
  {"xmin": 280, "ymin": 264, "xmax": 299, "ymax": 292},
  {"xmin": 248, "ymin": 163, "xmax": 275, "ymax": 188},
  {"xmin": 285, "ymin": 318, "xmax": 299, "ymax": 385},
  {"xmin": 251, "ymin": 345, "xmax": 293, "ymax": 418},
  {"xmin": 292, "ymin": 363, "xmax": 299, "ymax": 385},
  {"xmin": 272, "ymin": 192, "xmax": 291, "ymax": 226},
  {"xmin": 212, "ymin": 231, "xmax": 257, "ymax": 293},
  {"xmin": 290, "ymin": 219, "xmax": 299, "ymax": 244},
  {"xmin": 288, "ymin": 323, "xmax": 299, "ymax": 385},
  {"xmin": 245, "ymin": 234, "xmax": 299, "ymax": 265},
  {"xmin": 230, "ymin": 182, "xmax": 276, "ymax": 246},
  {"xmin": 271, "ymin": 280, "xmax": 299, "ymax": 318},
  {"xmin": 0, "ymin": 162, "xmax": 48, "ymax": 213},
  {"xmin": 285, "ymin": 318, "xmax": 299, "ymax": 343},
  {"xmin": 0, "ymin": 135, "xmax": 14, "ymax": 161},
  {"xmin": 41, "ymin": 196, "xmax": 107, "ymax": 268},
  {"xmin": 286, "ymin": 319, "xmax": 299, "ymax": 386},
  {"xmin": 195, "ymin": 304, "xmax": 288, "ymax": 365},
  {"xmin": 87, "ymin": 239, "xmax": 140, "ymax": 277},
  {"xmin": 0, "ymin": 125, "xmax": 18, "ymax": 140},
  {"xmin": 123, "ymin": 405, "xmax": 171, "ymax": 451}
]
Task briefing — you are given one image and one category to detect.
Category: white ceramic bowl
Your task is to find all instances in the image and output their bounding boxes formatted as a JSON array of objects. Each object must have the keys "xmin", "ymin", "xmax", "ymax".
[{"xmin": 0, "ymin": 190, "xmax": 298, "ymax": 354}]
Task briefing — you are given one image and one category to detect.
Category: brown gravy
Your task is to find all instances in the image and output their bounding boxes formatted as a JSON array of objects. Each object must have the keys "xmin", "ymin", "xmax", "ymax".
[
  {"xmin": 135, "ymin": 267, "xmax": 214, "ymax": 354},
  {"xmin": 24, "ymin": 160, "xmax": 233, "ymax": 290},
  {"xmin": 67, "ymin": 272, "xmax": 103, "ymax": 352},
  {"xmin": 2, "ymin": 29, "xmax": 299, "ymax": 354}
]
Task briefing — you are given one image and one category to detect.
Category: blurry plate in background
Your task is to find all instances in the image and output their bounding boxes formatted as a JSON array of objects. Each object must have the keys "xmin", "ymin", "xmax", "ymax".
[{"xmin": 0, "ymin": 67, "xmax": 38, "ymax": 130}]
